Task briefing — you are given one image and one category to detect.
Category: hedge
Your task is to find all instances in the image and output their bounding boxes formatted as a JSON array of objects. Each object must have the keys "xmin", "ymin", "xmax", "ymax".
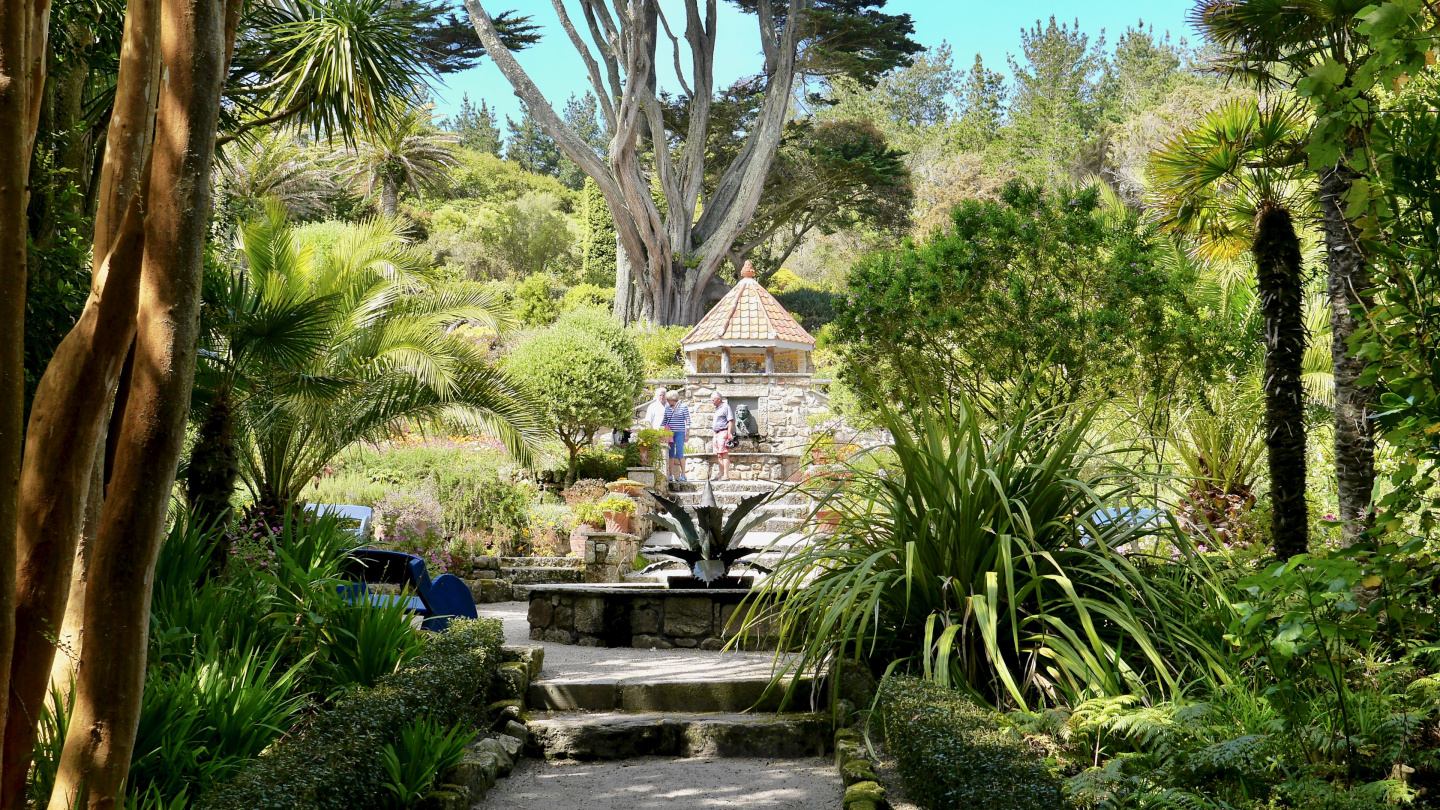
[
  {"xmin": 199, "ymin": 618, "xmax": 504, "ymax": 810},
  {"xmin": 878, "ymin": 675, "xmax": 1065, "ymax": 810}
]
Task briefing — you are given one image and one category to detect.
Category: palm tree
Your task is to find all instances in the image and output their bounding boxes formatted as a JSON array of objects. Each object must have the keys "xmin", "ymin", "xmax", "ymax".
[
  {"xmin": 216, "ymin": 132, "xmax": 337, "ymax": 221},
  {"xmin": 188, "ymin": 203, "xmax": 541, "ymax": 530},
  {"xmin": 339, "ymin": 101, "xmax": 459, "ymax": 216},
  {"xmin": 1192, "ymin": 0, "xmax": 1378, "ymax": 542},
  {"xmin": 1149, "ymin": 98, "xmax": 1315, "ymax": 560}
]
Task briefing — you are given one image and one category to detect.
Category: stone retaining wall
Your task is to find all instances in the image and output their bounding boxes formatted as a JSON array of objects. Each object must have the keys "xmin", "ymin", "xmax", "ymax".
[{"xmin": 526, "ymin": 585, "xmax": 776, "ymax": 649}]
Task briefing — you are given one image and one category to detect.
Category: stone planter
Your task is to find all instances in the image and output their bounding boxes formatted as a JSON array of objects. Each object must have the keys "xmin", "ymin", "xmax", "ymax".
[
  {"xmin": 526, "ymin": 583, "xmax": 777, "ymax": 649},
  {"xmin": 583, "ymin": 532, "xmax": 643, "ymax": 583}
]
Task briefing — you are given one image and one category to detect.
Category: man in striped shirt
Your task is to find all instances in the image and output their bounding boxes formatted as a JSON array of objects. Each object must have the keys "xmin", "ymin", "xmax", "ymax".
[{"xmin": 663, "ymin": 390, "xmax": 691, "ymax": 482}]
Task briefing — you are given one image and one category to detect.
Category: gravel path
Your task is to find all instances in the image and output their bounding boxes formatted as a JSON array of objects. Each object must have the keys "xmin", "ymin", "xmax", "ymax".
[
  {"xmin": 477, "ymin": 757, "xmax": 843, "ymax": 809},
  {"xmin": 477, "ymin": 601, "xmax": 795, "ymax": 682}
]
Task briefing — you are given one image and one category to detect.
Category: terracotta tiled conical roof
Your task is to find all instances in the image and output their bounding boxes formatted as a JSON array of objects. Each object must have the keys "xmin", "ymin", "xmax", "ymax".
[{"xmin": 682, "ymin": 262, "xmax": 816, "ymax": 348}]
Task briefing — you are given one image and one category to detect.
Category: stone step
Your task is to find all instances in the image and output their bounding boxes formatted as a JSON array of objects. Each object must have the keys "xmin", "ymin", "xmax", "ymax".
[
  {"xmin": 526, "ymin": 712, "xmax": 831, "ymax": 761},
  {"xmin": 669, "ymin": 480, "xmax": 791, "ymax": 494},
  {"xmin": 644, "ymin": 525, "xmax": 811, "ymax": 549},
  {"xmin": 527, "ymin": 674, "xmax": 815, "ymax": 713},
  {"xmin": 500, "ymin": 556, "xmax": 585, "ymax": 569},
  {"xmin": 669, "ymin": 490, "xmax": 811, "ymax": 506},
  {"xmin": 502, "ymin": 566, "xmax": 585, "ymax": 585}
]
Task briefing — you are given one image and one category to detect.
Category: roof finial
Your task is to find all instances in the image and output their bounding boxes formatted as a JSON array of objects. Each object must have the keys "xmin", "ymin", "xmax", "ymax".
[{"xmin": 741, "ymin": 260, "xmax": 756, "ymax": 279}]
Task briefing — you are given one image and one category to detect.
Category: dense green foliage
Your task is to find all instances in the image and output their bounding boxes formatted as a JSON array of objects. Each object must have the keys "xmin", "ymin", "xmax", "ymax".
[
  {"xmin": 880, "ymin": 675, "xmax": 1065, "ymax": 810},
  {"xmin": 198, "ymin": 618, "xmax": 502, "ymax": 810},
  {"xmin": 834, "ymin": 181, "xmax": 1195, "ymax": 407}
]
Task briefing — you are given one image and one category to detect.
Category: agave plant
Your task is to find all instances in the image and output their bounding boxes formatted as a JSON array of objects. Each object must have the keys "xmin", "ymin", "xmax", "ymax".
[{"xmin": 645, "ymin": 482, "xmax": 776, "ymax": 584}]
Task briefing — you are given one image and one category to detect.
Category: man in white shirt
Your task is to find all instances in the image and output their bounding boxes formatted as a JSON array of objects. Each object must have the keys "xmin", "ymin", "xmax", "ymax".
[{"xmin": 643, "ymin": 387, "xmax": 668, "ymax": 430}]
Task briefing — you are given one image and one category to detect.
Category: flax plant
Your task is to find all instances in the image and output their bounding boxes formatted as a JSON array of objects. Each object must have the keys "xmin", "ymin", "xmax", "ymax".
[{"xmin": 745, "ymin": 389, "xmax": 1227, "ymax": 711}]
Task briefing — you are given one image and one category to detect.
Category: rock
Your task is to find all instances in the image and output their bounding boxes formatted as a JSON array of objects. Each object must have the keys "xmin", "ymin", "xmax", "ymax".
[
  {"xmin": 473, "ymin": 555, "xmax": 501, "ymax": 572},
  {"xmin": 630, "ymin": 607, "xmax": 660, "ymax": 635},
  {"xmin": 834, "ymin": 739, "xmax": 863, "ymax": 769},
  {"xmin": 834, "ymin": 659, "xmax": 878, "ymax": 709},
  {"xmin": 846, "ymin": 802, "xmax": 878, "ymax": 810},
  {"xmin": 504, "ymin": 719, "xmax": 530, "ymax": 744},
  {"xmin": 833, "ymin": 728, "xmax": 862, "ymax": 745},
  {"xmin": 487, "ymin": 699, "xmax": 522, "ymax": 728},
  {"xmin": 500, "ymin": 645, "xmax": 544, "ymax": 680},
  {"xmin": 843, "ymin": 781, "xmax": 886, "ymax": 807},
  {"xmin": 698, "ymin": 638, "xmax": 725, "ymax": 651},
  {"xmin": 416, "ymin": 784, "xmax": 469, "ymax": 810},
  {"xmin": 494, "ymin": 732, "xmax": 524, "ymax": 760},
  {"xmin": 631, "ymin": 634, "xmax": 673, "ymax": 649},
  {"xmin": 496, "ymin": 662, "xmax": 529, "ymax": 701},
  {"xmin": 443, "ymin": 749, "xmax": 501, "ymax": 797},
  {"xmin": 528, "ymin": 598, "xmax": 553, "ymax": 627},
  {"xmin": 476, "ymin": 737, "xmax": 515, "ymax": 775},
  {"xmin": 663, "ymin": 597, "xmax": 713, "ymax": 637},
  {"xmin": 672, "ymin": 637, "xmax": 698, "ymax": 648},
  {"xmin": 542, "ymin": 629, "xmax": 574, "ymax": 644},
  {"xmin": 841, "ymin": 760, "xmax": 878, "ymax": 786}
]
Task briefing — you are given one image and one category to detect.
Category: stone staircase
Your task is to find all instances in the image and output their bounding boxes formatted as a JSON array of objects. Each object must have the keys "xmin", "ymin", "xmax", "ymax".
[
  {"xmin": 500, "ymin": 556, "xmax": 585, "ymax": 598},
  {"xmin": 519, "ymin": 647, "xmax": 828, "ymax": 761},
  {"xmin": 639, "ymin": 479, "xmax": 817, "ymax": 580}
]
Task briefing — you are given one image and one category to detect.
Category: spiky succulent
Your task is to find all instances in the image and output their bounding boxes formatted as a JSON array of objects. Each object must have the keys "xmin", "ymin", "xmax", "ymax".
[{"xmin": 645, "ymin": 482, "xmax": 775, "ymax": 584}]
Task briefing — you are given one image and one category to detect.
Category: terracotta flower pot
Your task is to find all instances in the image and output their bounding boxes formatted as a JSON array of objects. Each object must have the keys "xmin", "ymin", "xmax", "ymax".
[
  {"xmin": 638, "ymin": 446, "xmax": 652, "ymax": 465},
  {"xmin": 816, "ymin": 508, "xmax": 842, "ymax": 533},
  {"xmin": 604, "ymin": 511, "xmax": 632, "ymax": 534}
]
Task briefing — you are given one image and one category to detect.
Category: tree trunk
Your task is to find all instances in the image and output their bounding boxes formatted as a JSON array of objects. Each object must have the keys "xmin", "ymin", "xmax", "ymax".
[
  {"xmin": 1253, "ymin": 202, "xmax": 1309, "ymax": 560},
  {"xmin": 3, "ymin": 196, "xmax": 149, "ymax": 810},
  {"xmin": 0, "ymin": 0, "xmax": 33, "ymax": 777},
  {"xmin": 47, "ymin": 0, "xmax": 225, "ymax": 797},
  {"xmin": 46, "ymin": 450, "xmax": 102, "ymax": 701},
  {"xmin": 1, "ymin": 0, "xmax": 160, "ymax": 788},
  {"xmin": 381, "ymin": 176, "xmax": 398, "ymax": 218},
  {"xmin": 185, "ymin": 386, "xmax": 238, "ymax": 557},
  {"xmin": 1320, "ymin": 162, "xmax": 1375, "ymax": 544}
]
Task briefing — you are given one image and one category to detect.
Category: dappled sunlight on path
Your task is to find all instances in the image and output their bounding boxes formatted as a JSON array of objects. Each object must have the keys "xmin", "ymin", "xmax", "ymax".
[{"xmin": 478, "ymin": 757, "xmax": 842, "ymax": 809}]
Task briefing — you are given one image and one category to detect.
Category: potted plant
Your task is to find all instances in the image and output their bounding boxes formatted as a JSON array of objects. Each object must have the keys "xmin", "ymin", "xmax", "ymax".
[
  {"xmin": 600, "ymin": 495, "xmax": 637, "ymax": 534},
  {"xmin": 636, "ymin": 428, "xmax": 673, "ymax": 466},
  {"xmin": 573, "ymin": 499, "xmax": 606, "ymax": 530},
  {"xmin": 643, "ymin": 481, "xmax": 776, "ymax": 588},
  {"xmin": 606, "ymin": 478, "xmax": 646, "ymax": 497},
  {"xmin": 808, "ymin": 433, "xmax": 836, "ymax": 465}
]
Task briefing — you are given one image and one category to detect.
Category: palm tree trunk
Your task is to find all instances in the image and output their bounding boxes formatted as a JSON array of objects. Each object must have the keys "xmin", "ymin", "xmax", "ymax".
[
  {"xmin": 381, "ymin": 175, "xmax": 398, "ymax": 217},
  {"xmin": 186, "ymin": 386, "xmax": 238, "ymax": 568},
  {"xmin": 1253, "ymin": 202, "xmax": 1309, "ymax": 560},
  {"xmin": 1320, "ymin": 162, "xmax": 1375, "ymax": 544}
]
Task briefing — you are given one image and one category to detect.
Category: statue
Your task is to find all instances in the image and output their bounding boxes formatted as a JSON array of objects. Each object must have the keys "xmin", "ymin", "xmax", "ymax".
[{"xmin": 734, "ymin": 404, "xmax": 760, "ymax": 439}]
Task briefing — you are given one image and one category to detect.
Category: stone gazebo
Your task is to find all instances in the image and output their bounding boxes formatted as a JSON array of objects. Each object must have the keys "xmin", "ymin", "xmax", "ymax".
[{"xmin": 669, "ymin": 262, "xmax": 827, "ymax": 481}]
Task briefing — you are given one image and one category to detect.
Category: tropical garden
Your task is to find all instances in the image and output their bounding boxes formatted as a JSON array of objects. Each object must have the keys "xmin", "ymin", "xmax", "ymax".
[{"xmin": 2, "ymin": 0, "xmax": 1440, "ymax": 807}]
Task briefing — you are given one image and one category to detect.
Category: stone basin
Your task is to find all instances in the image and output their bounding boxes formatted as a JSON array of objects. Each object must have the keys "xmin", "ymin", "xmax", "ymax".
[{"xmin": 525, "ymin": 583, "xmax": 777, "ymax": 650}]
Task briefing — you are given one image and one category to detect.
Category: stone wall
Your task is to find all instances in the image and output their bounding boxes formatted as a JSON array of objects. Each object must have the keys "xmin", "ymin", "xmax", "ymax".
[
  {"xmin": 527, "ymin": 585, "xmax": 776, "ymax": 649},
  {"xmin": 642, "ymin": 374, "xmax": 830, "ymax": 456}
]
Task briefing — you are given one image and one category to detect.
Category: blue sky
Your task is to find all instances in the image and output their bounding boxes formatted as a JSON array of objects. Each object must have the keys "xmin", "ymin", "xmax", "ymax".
[{"xmin": 431, "ymin": 0, "xmax": 1202, "ymax": 128}]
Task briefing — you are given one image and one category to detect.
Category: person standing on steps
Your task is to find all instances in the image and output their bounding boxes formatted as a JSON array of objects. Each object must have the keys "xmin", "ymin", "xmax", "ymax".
[
  {"xmin": 643, "ymin": 386, "xmax": 668, "ymax": 430},
  {"xmin": 663, "ymin": 390, "xmax": 691, "ymax": 482},
  {"xmin": 711, "ymin": 392, "xmax": 734, "ymax": 481}
]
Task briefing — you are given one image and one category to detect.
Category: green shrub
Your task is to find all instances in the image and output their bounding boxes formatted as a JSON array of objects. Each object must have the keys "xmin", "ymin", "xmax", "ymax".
[
  {"xmin": 559, "ymin": 283, "xmax": 612, "ymax": 313},
  {"xmin": 307, "ymin": 447, "xmax": 534, "ymax": 540},
  {"xmin": 378, "ymin": 717, "xmax": 476, "ymax": 809},
  {"xmin": 514, "ymin": 273, "xmax": 560, "ymax": 326},
  {"xmin": 774, "ymin": 285, "xmax": 837, "ymax": 331},
  {"xmin": 199, "ymin": 618, "xmax": 504, "ymax": 810},
  {"xmin": 630, "ymin": 324, "xmax": 689, "ymax": 378},
  {"xmin": 879, "ymin": 675, "xmax": 1065, "ymax": 810}
]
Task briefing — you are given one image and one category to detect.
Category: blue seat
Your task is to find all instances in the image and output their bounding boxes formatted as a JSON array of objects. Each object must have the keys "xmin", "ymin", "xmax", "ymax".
[{"xmin": 339, "ymin": 548, "xmax": 478, "ymax": 632}]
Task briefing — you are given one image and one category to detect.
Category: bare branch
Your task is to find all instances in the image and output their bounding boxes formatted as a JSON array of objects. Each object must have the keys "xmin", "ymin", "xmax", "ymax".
[
  {"xmin": 551, "ymin": 0, "xmax": 616, "ymax": 128},
  {"xmin": 654, "ymin": 3, "xmax": 693, "ymax": 98},
  {"xmin": 580, "ymin": 0, "xmax": 625, "ymax": 114},
  {"xmin": 756, "ymin": 0, "xmax": 779, "ymax": 75}
]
